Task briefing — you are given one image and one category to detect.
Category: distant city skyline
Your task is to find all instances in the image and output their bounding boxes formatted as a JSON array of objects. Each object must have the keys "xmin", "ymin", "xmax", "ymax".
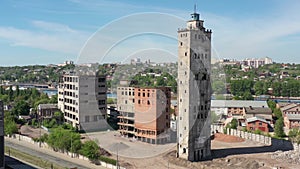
[{"xmin": 1, "ymin": 0, "xmax": 300, "ymax": 66}]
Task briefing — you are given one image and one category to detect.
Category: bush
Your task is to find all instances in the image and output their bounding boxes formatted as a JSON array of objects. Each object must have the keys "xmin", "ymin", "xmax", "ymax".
[
  {"xmin": 99, "ymin": 156, "xmax": 116, "ymax": 165},
  {"xmin": 254, "ymin": 129, "xmax": 262, "ymax": 135}
]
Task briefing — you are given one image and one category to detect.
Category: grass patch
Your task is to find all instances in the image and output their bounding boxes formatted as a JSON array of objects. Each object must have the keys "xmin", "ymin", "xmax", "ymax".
[{"xmin": 5, "ymin": 146, "xmax": 66, "ymax": 169}]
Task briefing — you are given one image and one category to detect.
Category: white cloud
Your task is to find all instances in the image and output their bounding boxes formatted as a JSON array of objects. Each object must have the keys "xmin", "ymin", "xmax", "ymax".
[
  {"xmin": 203, "ymin": 3, "xmax": 300, "ymax": 62},
  {"xmin": 0, "ymin": 21, "xmax": 89, "ymax": 54},
  {"xmin": 31, "ymin": 20, "xmax": 77, "ymax": 33}
]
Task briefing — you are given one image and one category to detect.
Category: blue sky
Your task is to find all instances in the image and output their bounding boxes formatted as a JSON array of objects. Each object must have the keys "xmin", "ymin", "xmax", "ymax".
[{"xmin": 0, "ymin": 0, "xmax": 300, "ymax": 66}]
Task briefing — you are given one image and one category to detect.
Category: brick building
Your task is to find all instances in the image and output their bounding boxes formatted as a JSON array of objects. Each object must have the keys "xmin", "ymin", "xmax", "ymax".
[
  {"xmin": 117, "ymin": 87, "xmax": 171, "ymax": 144},
  {"xmin": 246, "ymin": 116, "xmax": 269, "ymax": 132}
]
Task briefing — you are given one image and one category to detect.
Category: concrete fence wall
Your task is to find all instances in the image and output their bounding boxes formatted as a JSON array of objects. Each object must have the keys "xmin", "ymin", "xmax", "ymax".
[
  {"xmin": 7, "ymin": 134, "xmax": 126, "ymax": 169},
  {"xmin": 211, "ymin": 125, "xmax": 272, "ymax": 145},
  {"xmin": 211, "ymin": 125, "xmax": 300, "ymax": 151}
]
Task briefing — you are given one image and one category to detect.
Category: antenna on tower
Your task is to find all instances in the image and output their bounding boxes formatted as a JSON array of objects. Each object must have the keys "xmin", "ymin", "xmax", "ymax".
[{"xmin": 194, "ymin": 3, "xmax": 197, "ymax": 13}]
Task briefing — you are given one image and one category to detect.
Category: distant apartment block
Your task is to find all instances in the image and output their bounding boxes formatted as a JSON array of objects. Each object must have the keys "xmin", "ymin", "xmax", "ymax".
[
  {"xmin": 243, "ymin": 57, "xmax": 272, "ymax": 68},
  {"xmin": 117, "ymin": 87, "xmax": 171, "ymax": 144},
  {"xmin": 58, "ymin": 72, "xmax": 107, "ymax": 132},
  {"xmin": 0, "ymin": 100, "xmax": 4, "ymax": 169}
]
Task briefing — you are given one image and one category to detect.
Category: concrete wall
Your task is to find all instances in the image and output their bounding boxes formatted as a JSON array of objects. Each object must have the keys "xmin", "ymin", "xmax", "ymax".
[
  {"xmin": 211, "ymin": 125, "xmax": 272, "ymax": 145},
  {"xmin": 212, "ymin": 125, "xmax": 297, "ymax": 151}
]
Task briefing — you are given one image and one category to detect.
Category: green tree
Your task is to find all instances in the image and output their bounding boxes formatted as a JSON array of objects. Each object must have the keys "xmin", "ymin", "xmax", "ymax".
[
  {"xmin": 211, "ymin": 111, "xmax": 220, "ymax": 123},
  {"xmin": 267, "ymin": 100, "xmax": 276, "ymax": 111},
  {"xmin": 274, "ymin": 117, "xmax": 285, "ymax": 138},
  {"xmin": 230, "ymin": 118, "xmax": 238, "ymax": 129},
  {"xmin": 80, "ymin": 140, "xmax": 100, "ymax": 161},
  {"xmin": 273, "ymin": 108, "xmax": 282, "ymax": 119},
  {"xmin": 4, "ymin": 112, "xmax": 18, "ymax": 135},
  {"xmin": 289, "ymin": 130, "xmax": 300, "ymax": 144},
  {"xmin": 11, "ymin": 100, "xmax": 30, "ymax": 116},
  {"xmin": 242, "ymin": 91, "xmax": 253, "ymax": 100}
]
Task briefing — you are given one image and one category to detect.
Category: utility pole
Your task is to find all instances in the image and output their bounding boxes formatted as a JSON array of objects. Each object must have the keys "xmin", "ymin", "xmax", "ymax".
[
  {"xmin": 116, "ymin": 143, "xmax": 119, "ymax": 169},
  {"xmin": 39, "ymin": 115, "xmax": 41, "ymax": 148},
  {"xmin": 71, "ymin": 134, "xmax": 73, "ymax": 158}
]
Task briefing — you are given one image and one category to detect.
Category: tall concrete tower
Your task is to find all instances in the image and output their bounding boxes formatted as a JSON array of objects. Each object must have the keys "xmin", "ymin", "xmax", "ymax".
[{"xmin": 177, "ymin": 8, "xmax": 212, "ymax": 161}]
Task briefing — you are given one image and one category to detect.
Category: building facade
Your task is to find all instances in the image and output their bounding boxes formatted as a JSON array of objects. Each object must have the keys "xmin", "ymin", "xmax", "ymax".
[
  {"xmin": 117, "ymin": 87, "xmax": 171, "ymax": 144},
  {"xmin": 117, "ymin": 87, "xmax": 135, "ymax": 137},
  {"xmin": 0, "ymin": 101, "xmax": 4, "ymax": 169},
  {"xmin": 177, "ymin": 11, "xmax": 212, "ymax": 161},
  {"xmin": 243, "ymin": 57, "xmax": 273, "ymax": 68},
  {"xmin": 37, "ymin": 104, "xmax": 60, "ymax": 118},
  {"xmin": 58, "ymin": 72, "xmax": 107, "ymax": 132}
]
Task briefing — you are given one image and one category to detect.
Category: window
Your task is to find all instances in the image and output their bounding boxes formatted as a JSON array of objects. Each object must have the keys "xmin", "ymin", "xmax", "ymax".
[
  {"xmin": 147, "ymin": 100, "xmax": 150, "ymax": 105},
  {"xmin": 85, "ymin": 116, "xmax": 90, "ymax": 122},
  {"xmin": 259, "ymin": 122, "xmax": 262, "ymax": 126},
  {"xmin": 185, "ymin": 52, "xmax": 187, "ymax": 56},
  {"xmin": 166, "ymin": 115, "xmax": 169, "ymax": 119},
  {"xmin": 195, "ymin": 74, "xmax": 199, "ymax": 80},
  {"xmin": 98, "ymin": 100, "xmax": 106, "ymax": 105},
  {"xmin": 180, "ymin": 42, "xmax": 183, "ymax": 46},
  {"xmin": 138, "ymin": 100, "xmax": 141, "ymax": 104},
  {"xmin": 94, "ymin": 115, "xmax": 98, "ymax": 121},
  {"xmin": 98, "ymin": 78, "xmax": 105, "ymax": 83}
]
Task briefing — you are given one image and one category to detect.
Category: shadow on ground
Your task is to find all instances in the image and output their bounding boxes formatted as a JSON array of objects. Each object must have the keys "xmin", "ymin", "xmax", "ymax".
[{"xmin": 212, "ymin": 138, "xmax": 294, "ymax": 158}]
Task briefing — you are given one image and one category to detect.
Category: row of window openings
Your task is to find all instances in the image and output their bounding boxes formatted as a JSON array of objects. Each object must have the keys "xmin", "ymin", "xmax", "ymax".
[
  {"xmin": 64, "ymin": 91, "xmax": 76, "ymax": 97},
  {"xmin": 180, "ymin": 33, "xmax": 188, "ymax": 38},
  {"xmin": 64, "ymin": 105, "xmax": 77, "ymax": 113},
  {"xmin": 64, "ymin": 112, "xmax": 78, "ymax": 121},
  {"xmin": 63, "ymin": 84, "xmax": 78, "ymax": 90},
  {"xmin": 135, "ymin": 129, "xmax": 166, "ymax": 135},
  {"xmin": 64, "ymin": 77, "xmax": 78, "ymax": 83},
  {"xmin": 85, "ymin": 115, "xmax": 102, "ymax": 122},
  {"xmin": 125, "ymin": 99, "xmax": 170, "ymax": 105},
  {"xmin": 121, "ymin": 91, "xmax": 135, "ymax": 96},
  {"xmin": 64, "ymin": 98, "xmax": 77, "ymax": 105},
  {"xmin": 184, "ymin": 52, "xmax": 208, "ymax": 59}
]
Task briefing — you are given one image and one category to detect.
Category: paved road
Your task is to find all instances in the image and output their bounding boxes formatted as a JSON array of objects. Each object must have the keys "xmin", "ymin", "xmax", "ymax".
[{"xmin": 5, "ymin": 140, "xmax": 105, "ymax": 169}]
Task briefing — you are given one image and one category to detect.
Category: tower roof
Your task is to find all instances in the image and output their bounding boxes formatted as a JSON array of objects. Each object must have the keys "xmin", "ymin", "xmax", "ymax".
[{"xmin": 191, "ymin": 4, "xmax": 200, "ymax": 21}]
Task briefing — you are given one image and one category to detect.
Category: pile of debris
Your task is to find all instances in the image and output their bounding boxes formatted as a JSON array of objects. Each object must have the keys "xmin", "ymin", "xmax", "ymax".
[{"xmin": 271, "ymin": 150, "xmax": 300, "ymax": 164}]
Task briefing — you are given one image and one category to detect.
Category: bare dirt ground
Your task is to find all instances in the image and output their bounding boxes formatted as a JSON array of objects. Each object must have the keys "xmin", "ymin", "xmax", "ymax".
[
  {"xmin": 20, "ymin": 125, "xmax": 48, "ymax": 138},
  {"xmin": 117, "ymin": 133, "xmax": 299, "ymax": 169}
]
